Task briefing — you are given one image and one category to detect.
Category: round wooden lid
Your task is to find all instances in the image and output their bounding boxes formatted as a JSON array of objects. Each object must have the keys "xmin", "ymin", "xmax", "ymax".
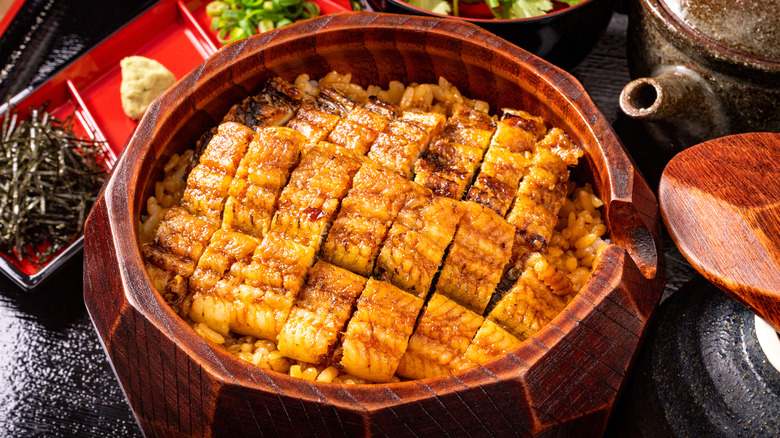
[{"xmin": 659, "ymin": 132, "xmax": 780, "ymax": 331}]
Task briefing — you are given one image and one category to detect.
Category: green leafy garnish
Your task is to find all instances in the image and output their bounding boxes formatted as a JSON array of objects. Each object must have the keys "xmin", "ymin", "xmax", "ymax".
[
  {"xmin": 498, "ymin": 0, "xmax": 553, "ymax": 19},
  {"xmin": 206, "ymin": 0, "xmax": 321, "ymax": 44},
  {"xmin": 408, "ymin": 0, "xmax": 452, "ymax": 15},
  {"xmin": 407, "ymin": 0, "xmax": 585, "ymax": 19}
]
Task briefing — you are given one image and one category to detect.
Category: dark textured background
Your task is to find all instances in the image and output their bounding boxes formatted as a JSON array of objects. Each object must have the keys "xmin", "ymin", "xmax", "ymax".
[{"xmin": 0, "ymin": 2, "xmax": 697, "ymax": 436}]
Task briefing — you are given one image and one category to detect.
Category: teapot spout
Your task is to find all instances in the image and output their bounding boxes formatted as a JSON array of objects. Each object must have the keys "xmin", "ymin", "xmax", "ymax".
[{"xmin": 620, "ymin": 66, "xmax": 729, "ymax": 148}]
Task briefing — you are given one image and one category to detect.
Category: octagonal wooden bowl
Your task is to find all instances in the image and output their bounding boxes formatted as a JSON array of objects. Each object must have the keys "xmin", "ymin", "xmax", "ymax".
[{"xmin": 83, "ymin": 12, "xmax": 665, "ymax": 437}]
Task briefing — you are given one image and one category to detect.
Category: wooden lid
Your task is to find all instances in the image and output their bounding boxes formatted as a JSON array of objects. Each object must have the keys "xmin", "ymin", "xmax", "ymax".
[{"xmin": 659, "ymin": 132, "xmax": 780, "ymax": 331}]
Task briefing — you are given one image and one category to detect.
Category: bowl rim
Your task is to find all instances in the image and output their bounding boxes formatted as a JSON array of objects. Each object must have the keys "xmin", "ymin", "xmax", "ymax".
[{"xmin": 89, "ymin": 11, "xmax": 661, "ymax": 412}]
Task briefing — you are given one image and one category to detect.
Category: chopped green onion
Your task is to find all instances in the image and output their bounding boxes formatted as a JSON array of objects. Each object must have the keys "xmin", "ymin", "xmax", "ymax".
[
  {"xmin": 302, "ymin": 1, "xmax": 320, "ymax": 18},
  {"xmin": 206, "ymin": 1, "xmax": 227, "ymax": 16},
  {"xmin": 205, "ymin": 0, "xmax": 323, "ymax": 44}
]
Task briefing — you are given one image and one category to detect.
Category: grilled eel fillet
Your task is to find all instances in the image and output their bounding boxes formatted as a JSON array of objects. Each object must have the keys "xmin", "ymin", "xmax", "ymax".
[
  {"xmin": 396, "ymin": 293, "xmax": 484, "ymax": 379},
  {"xmin": 185, "ymin": 233, "xmax": 316, "ymax": 340},
  {"xmin": 222, "ymin": 77, "xmax": 304, "ymax": 129},
  {"xmin": 144, "ymin": 121, "xmax": 255, "ymax": 309},
  {"xmin": 327, "ymin": 94, "xmax": 392, "ymax": 155},
  {"xmin": 397, "ymin": 293, "xmax": 523, "ymax": 379},
  {"xmin": 466, "ymin": 109, "xmax": 546, "ymax": 216},
  {"xmin": 434, "ymin": 201, "xmax": 515, "ymax": 314},
  {"xmin": 183, "ymin": 230, "xmax": 261, "ymax": 336},
  {"xmin": 465, "ymin": 318, "xmax": 522, "ymax": 365},
  {"xmin": 180, "ymin": 122, "xmax": 256, "ymax": 227},
  {"xmin": 143, "ymin": 206, "xmax": 217, "ymax": 312},
  {"xmin": 414, "ymin": 104, "xmax": 496, "ymax": 199},
  {"xmin": 338, "ymin": 278, "xmax": 424, "ymax": 382},
  {"xmin": 374, "ymin": 185, "xmax": 464, "ymax": 298},
  {"xmin": 505, "ymin": 128, "xmax": 583, "ymax": 280},
  {"xmin": 321, "ymin": 164, "xmax": 413, "ymax": 276},
  {"xmin": 367, "ymin": 109, "xmax": 446, "ymax": 179},
  {"xmin": 277, "ymin": 260, "xmax": 367, "ymax": 365},
  {"xmin": 269, "ymin": 141, "xmax": 363, "ymax": 251},
  {"xmin": 488, "ymin": 252, "xmax": 575, "ymax": 341},
  {"xmin": 144, "ymin": 76, "xmax": 591, "ymax": 382},
  {"xmin": 221, "ymin": 127, "xmax": 305, "ymax": 239}
]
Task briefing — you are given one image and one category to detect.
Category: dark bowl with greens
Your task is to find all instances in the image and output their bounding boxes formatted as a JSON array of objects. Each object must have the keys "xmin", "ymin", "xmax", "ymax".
[{"xmin": 358, "ymin": 0, "xmax": 616, "ymax": 70}]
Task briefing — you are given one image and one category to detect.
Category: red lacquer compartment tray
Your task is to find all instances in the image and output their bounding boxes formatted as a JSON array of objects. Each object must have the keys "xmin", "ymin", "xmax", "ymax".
[{"xmin": 0, "ymin": 0, "xmax": 350, "ymax": 290}]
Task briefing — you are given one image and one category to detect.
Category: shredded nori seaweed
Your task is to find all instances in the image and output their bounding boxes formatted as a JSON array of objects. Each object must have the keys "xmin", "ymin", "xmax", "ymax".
[{"xmin": 0, "ymin": 103, "xmax": 108, "ymax": 268}]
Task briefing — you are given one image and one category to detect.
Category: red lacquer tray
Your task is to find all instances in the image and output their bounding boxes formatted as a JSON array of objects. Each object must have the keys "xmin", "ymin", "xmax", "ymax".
[{"xmin": 0, "ymin": 0, "xmax": 350, "ymax": 290}]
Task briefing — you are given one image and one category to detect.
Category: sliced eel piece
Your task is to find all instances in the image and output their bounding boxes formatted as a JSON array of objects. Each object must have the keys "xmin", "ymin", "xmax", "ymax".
[
  {"xmin": 504, "ymin": 134, "xmax": 581, "ymax": 278},
  {"xmin": 488, "ymin": 109, "xmax": 546, "ymax": 154},
  {"xmin": 269, "ymin": 142, "xmax": 364, "ymax": 251},
  {"xmin": 466, "ymin": 109, "xmax": 545, "ymax": 216},
  {"xmin": 434, "ymin": 201, "xmax": 514, "ymax": 314},
  {"xmin": 186, "ymin": 233, "xmax": 315, "ymax": 341},
  {"xmin": 188, "ymin": 230, "xmax": 261, "ymax": 296},
  {"xmin": 414, "ymin": 138, "xmax": 484, "ymax": 199},
  {"xmin": 442, "ymin": 104, "xmax": 497, "ymax": 151},
  {"xmin": 222, "ymin": 77, "xmax": 303, "ymax": 128},
  {"xmin": 277, "ymin": 261, "xmax": 367, "ymax": 365},
  {"xmin": 316, "ymin": 86, "xmax": 357, "ymax": 118},
  {"xmin": 399, "ymin": 109, "xmax": 447, "ymax": 138},
  {"xmin": 183, "ymin": 230, "xmax": 261, "ymax": 335},
  {"xmin": 322, "ymin": 164, "xmax": 413, "ymax": 276},
  {"xmin": 327, "ymin": 104, "xmax": 392, "ymax": 155},
  {"xmin": 338, "ymin": 278, "xmax": 424, "ymax": 383},
  {"xmin": 367, "ymin": 118, "xmax": 430, "ymax": 179},
  {"xmin": 396, "ymin": 293, "xmax": 483, "ymax": 380},
  {"xmin": 180, "ymin": 122, "xmax": 255, "ymax": 227},
  {"xmin": 286, "ymin": 102, "xmax": 341, "ymax": 150},
  {"xmin": 519, "ymin": 150, "xmax": 569, "ymax": 213},
  {"xmin": 467, "ymin": 146, "xmax": 532, "ymax": 216},
  {"xmin": 488, "ymin": 254, "xmax": 572, "ymax": 341},
  {"xmin": 536, "ymin": 127, "xmax": 583, "ymax": 166},
  {"xmin": 367, "ymin": 110, "xmax": 446, "ymax": 178},
  {"xmin": 505, "ymin": 196, "xmax": 558, "ymax": 279},
  {"xmin": 222, "ymin": 127, "xmax": 305, "ymax": 238},
  {"xmin": 143, "ymin": 206, "xmax": 217, "ymax": 312},
  {"xmin": 375, "ymin": 187, "xmax": 464, "ymax": 297},
  {"xmin": 464, "ymin": 318, "xmax": 522, "ymax": 365},
  {"xmin": 318, "ymin": 87, "xmax": 387, "ymax": 155},
  {"xmin": 413, "ymin": 104, "xmax": 496, "ymax": 199}
]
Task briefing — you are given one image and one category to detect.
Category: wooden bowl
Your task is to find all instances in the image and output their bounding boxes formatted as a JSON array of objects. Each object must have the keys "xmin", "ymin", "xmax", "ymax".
[{"xmin": 83, "ymin": 12, "xmax": 665, "ymax": 437}]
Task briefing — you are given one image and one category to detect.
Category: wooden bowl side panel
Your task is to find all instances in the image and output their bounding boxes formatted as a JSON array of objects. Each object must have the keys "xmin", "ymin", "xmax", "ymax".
[
  {"xmin": 85, "ymin": 196, "xmax": 220, "ymax": 437},
  {"xmin": 84, "ymin": 194, "xmax": 129, "ymax": 339},
  {"xmin": 211, "ymin": 381, "xmax": 370, "ymax": 437},
  {"xmin": 361, "ymin": 371, "xmax": 536, "ymax": 437}
]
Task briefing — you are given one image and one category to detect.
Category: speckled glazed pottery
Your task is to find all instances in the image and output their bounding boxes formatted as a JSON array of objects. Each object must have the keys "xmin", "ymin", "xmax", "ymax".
[
  {"xmin": 606, "ymin": 276, "xmax": 780, "ymax": 437},
  {"xmin": 619, "ymin": 0, "xmax": 780, "ymax": 150}
]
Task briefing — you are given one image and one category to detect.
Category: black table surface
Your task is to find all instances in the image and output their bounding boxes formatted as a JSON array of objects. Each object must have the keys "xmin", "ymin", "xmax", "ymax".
[{"xmin": 0, "ymin": 2, "xmax": 698, "ymax": 436}]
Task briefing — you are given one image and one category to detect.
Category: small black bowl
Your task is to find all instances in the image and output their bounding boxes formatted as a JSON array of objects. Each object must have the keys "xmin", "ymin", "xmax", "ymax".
[{"xmin": 358, "ymin": 0, "xmax": 616, "ymax": 70}]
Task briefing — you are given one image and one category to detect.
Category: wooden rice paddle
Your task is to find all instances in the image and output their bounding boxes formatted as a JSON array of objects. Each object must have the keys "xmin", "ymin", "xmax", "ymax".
[{"xmin": 659, "ymin": 132, "xmax": 780, "ymax": 331}]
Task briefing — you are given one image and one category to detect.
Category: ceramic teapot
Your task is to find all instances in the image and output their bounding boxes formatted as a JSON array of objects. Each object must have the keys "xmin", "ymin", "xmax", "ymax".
[{"xmin": 619, "ymin": 0, "xmax": 780, "ymax": 150}]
